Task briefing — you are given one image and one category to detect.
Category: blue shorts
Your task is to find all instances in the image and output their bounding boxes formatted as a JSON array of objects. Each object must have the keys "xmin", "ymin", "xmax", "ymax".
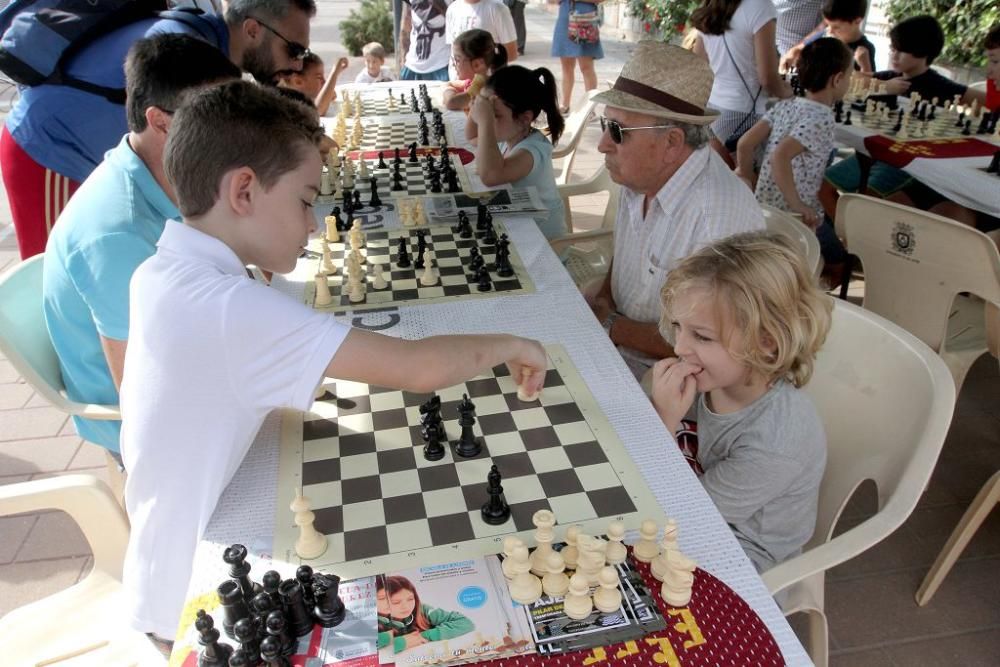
[
  {"xmin": 400, "ymin": 66, "xmax": 449, "ymax": 82},
  {"xmin": 824, "ymin": 156, "xmax": 914, "ymax": 197}
]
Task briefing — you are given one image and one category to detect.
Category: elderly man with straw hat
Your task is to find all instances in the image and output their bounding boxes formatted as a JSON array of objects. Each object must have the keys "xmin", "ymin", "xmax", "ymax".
[{"xmin": 586, "ymin": 41, "xmax": 764, "ymax": 380}]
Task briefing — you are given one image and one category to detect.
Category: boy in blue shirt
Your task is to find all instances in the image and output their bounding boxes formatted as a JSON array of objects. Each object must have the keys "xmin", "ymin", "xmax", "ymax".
[{"xmin": 42, "ymin": 35, "xmax": 242, "ymax": 456}]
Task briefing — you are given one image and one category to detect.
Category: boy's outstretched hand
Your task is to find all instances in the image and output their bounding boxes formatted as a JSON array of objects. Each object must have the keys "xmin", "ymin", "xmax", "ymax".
[{"xmin": 650, "ymin": 357, "xmax": 700, "ymax": 434}]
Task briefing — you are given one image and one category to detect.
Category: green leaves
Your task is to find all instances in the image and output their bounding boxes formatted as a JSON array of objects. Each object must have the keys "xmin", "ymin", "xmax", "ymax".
[
  {"xmin": 340, "ymin": 0, "xmax": 395, "ymax": 57},
  {"xmin": 884, "ymin": 0, "xmax": 998, "ymax": 67}
]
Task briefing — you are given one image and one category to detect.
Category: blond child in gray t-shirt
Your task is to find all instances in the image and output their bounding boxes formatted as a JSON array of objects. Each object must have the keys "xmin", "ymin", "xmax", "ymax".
[{"xmin": 650, "ymin": 231, "xmax": 833, "ymax": 571}]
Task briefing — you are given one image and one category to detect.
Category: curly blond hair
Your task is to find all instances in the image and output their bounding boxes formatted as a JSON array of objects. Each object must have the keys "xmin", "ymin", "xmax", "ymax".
[{"xmin": 659, "ymin": 232, "xmax": 832, "ymax": 388}]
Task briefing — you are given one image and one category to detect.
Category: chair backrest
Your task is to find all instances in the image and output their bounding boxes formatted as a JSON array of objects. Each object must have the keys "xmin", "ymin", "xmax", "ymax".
[
  {"xmin": 836, "ymin": 194, "xmax": 1000, "ymax": 353},
  {"xmin": 760, "ymin": 204, "xmax": 823, "ymax": 278},
  {"xmin": 802, "ymin": 300, "xmax": 955, "ymax": 550},
  {"xmin": 557, "ymin": 164, "xmax": 619, "ymax": 232},
  {"xmin": 552, "ymin": 98, "xmax": 597, "ymax": 159}
]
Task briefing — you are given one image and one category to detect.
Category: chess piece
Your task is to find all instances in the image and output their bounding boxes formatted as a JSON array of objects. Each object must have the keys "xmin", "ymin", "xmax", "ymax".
[
  {"xmin": 530, "ymin": 509, "xmax": 556, "ymax": 575},
  {"xmin": 223, "ymin": 544, "xmax": 261, "ymax": 604},
  {"xmin": 562, "ymin": 573, "xmax": 593, "ymax": 620},
  {"xmin": 296, "ymin": 565, "xmax": 316, "ymax": 609},
  {"xmin": 265, "ymin": 610, "xmax": 295, "ymax": 656},
  {"xmin": 369, "ymin": 176, "xmax": 381, "ymax": 207},
  {"xmin": 348, "ymin": 274, "xmax": 365, "ymax": 303},
  {"xmin": 576, "ymin": 534, "xmax": 605, "ymax": 586},
  {"xmin": 420, "ymin": 395, "xmax": 446, "ymax": 461},
  {"xmin": 359, "ymin": 157, "xmax": 369, "ymax": 179},
  {"xmin": 217, "ymin": 579, "xmax": 251, "ymax": 639},
  {"xmin": 232, "ymin": 617, "xmax": 260, "ymax": 665},
  {"xmin": 660, "ymin": 549, "xmax": 697, "ymax": 608},
  {"xmin": 481, "ymin": 464, "xmax": 511, "ymax": 524},
  {"xmin": 371, "ymin": 262, "xmax": 387, "ymax": 290},
  {"xmin": 324, "ymin": 216, "xmax": 339, "ymax": 243},
  {"xmin": 507, "ymin": 545, "xmax": 542, "ymax": 604},
  {"xmin": 650, "ymin": 518, "xmax": 679, "ymax": 582},
  {"xmin": 320, "ymin": 240, "xmax": 336, "ymax": 275},
  {"xmin": 541, "ymin": 551, "xmax": 570, "ymax": 597},
  {"xmin": 561, "ymin": 525, "xmax": 581, "ymax": 569},
  {"xmin": 279, "ymin": 579, "xmax": 314, "ymax": 638},
  {"xmin": 312, "ymin": 573, "xmax": 346, "ymax": 627},
  {"xmin": 320, "ymin": 166, "xmax": 332, "ymax": 196},
  {"xmin": 476, "ymin": 268, "xmax": 492, "ymax": 292},
  {"xmin": 605, "ymin": 521, "xmax": 627, "ymax": 565},
  {"xmin": 502, "ymin": 536, "xmax": 525, "ymax": 580},
  {"xmin": 262, "ymin": 570, "xmax": 282, "ymax": 611},
  {"xmin": 396, "ymin": 236, "xmax": 411, "ymax": 268},
  {"xmin": 633, "ymin": 519, "xmax": 660, "ymax": 563},
  {"xmin": 377, "ymin": 151, "xmax": 388, "ymax": 169},
  {"xmin": 593, "ymin": 566, "xmax": 622, "ymax": 613},
  {"xmin": 454, "ymin": 393, "xmax": 482, "ymax": 457},
  {"xmin": 414, "ymin": 231, "xmax": 427, "ymax": 268},
  {"xmin": 228, "ymin": 649, "xmax": 251, "ymax": 667},
  {"xmin": 196, "ymin": 609, "xmax": 234, "ymax": 666},
  {"xmin": 259, "ymin": 636, "xmax": 290, "ymax": 667},
  {"xmin": 291, "ymin": 488, "xmax": 328, "ymax": 560},
  {"xmin": 418, "ymin": 249, "xmax": 438, "ymax": 286},
  {"xmin": 844, "ymin": 110, "xmax": 852, "ymax": 125}
]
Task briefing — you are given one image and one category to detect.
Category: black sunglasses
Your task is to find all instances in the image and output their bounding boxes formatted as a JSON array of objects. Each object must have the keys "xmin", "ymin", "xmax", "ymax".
[
  {"xmin": 599, "ymin": 116, "xmax": 678, "ymax": 144},
  {"xmin": 251, "ymin": 16, "xmax": 311, "ymax": 61}
]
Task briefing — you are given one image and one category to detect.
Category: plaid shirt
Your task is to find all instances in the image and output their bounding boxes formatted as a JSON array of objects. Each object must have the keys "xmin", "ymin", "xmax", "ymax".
[
  {"xmin": 610, "ymin": 146, "xmax": 765, "ymax": 371},
  {"xmin": 772, "ymin": 0, "xmax": 824, "ymax": 55}
]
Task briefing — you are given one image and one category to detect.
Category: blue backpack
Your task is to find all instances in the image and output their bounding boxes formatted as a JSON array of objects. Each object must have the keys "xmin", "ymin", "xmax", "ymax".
[{"xmin": 0, "ymin": 0, "xmax": 210, "ymax": 104}]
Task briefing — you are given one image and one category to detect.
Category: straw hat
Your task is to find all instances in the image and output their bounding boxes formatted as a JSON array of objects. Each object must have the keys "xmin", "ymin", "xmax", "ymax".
[{"xmin": 592, "ymin": 41, "xmax": 719, "ymax": 125}]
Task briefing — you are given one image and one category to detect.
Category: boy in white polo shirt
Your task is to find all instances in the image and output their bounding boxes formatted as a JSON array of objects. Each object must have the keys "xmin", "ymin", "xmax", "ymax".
[{"xmin": 119, "ymin": 80, "xmax": 546, "ymax": 643}]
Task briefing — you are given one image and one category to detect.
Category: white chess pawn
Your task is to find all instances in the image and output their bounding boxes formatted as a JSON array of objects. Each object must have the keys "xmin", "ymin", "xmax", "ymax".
[
  {"xmin": 324, "ymin": 216, "xmax": 339, "ymax": 244},
  {"xmin": 419, "ymin": 249, "xmax": 438, "ymax": 286},
  {"xmin": 291, "ymin": 488, "xmax": 328, "ymax": 559},
  {"xmin": 348, "ymin": 274, "xmax": 365, "ymax": 303},
  {"xmin": 660, "ymin": 549, "xmax": 697, "ymax": 608},
  {"xmin": 561, "ymin": 525, "xmax": 581, "ymax": 569},
  {"xmin": 313, "ymin": 273, "xmax": 332, "ymax": 306},
  {"xmin": 541, "ymin": 551, "xmax": 569, "ymax": 597},
  {"xmin": 650, "ymin": 518, "xmax": 679, "ymax": 582},
  {"xmin": 371, "ymin": 263, "xmax": 387, "ymax": 290},
  {"xmin": 562, "ymin": 573, "xmax": 593, "ymax": 620},
  {"xmin": 530, "ymin": 509, "xmax": 556, "ymax": 576},
  {"xmin": 351, "ymin": 219, "xmax": 364, "ymax": 244},
  {"xmin": 508, "ymin": 545, "xmax": 542, "ymax": 605},
  {"xmin": 321, "ymin": 240, "xmax": 336, "ymax": 275},
  {"xmin": 359, "ymin": 157, "xmax": 369, "ymax": 179},
  {"xmin": 414, "ymin": 201, "xmax": 426, "ymax": 226},
  {"xmin": 502, "ymin": 537, "xmax": 525, "ymax": 580},
  {"xmin": 320, "ymin": 167, "xmax": 332, "ymax": 196},
  {"xmin": 593, "ymin": 566, "xmax": 622, "ymax": 613},
  {"xmin": 605, "ymin": 521, "xmax": 627, "ymax": 565},
  {"xmin": 633, "ymin": 519, "xmax": 660, "ymax": 563}
]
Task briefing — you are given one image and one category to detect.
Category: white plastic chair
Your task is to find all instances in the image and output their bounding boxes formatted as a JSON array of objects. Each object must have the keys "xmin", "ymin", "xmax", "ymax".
[
  {"xmin": 552, "ymin": 99, "xmax": 597, "ymax": 186},
  {"xmin": 762, "ymin": 299, "xmax": 956, "ymax": 667},
  {"xmin": 549, "ymin": 165, "xmax": 620, "ymax": 287},
  {"xmin": 760, "ymin": 204, "xmax": 823, "ymax": 278},
  {"xmin": 0, "ymin": 474, "xmax": 165, "ymax": 665},
  {"xmin": 915, "ymin": 301, "xmax": 1000, "ymax": 606},
  {"xmin": 0, "ymin": 256, "xmax": 125, "ymax": 499},
  {"xmin": 836, "ymin": 193, "xmax": 1000, "ymax": 391}
]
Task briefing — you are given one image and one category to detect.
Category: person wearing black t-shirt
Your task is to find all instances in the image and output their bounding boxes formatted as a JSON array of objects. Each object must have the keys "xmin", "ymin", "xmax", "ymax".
[{"xmin": 781, "ymin": 0, "xmax": 874, "ymax": 73}]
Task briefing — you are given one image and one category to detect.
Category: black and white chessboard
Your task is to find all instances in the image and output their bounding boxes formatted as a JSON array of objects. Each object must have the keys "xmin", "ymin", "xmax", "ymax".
[
  {"xmin": 305, "ymin": 220, "xmax": 534, "ymax": 312},
  {"xmin": 273, "ymin": 345, "xmax": 665, "ymax": 577},
  {"xmin": 319, "ymin": 154, "xmax": 476, "ymax": 203},
  {"xmin": 341, "ymin": 117, "xmax": 454, "ymax": 152},
  {"xmin": 339, "ymin": 89, "xmax": 437, "ymax": 118}
]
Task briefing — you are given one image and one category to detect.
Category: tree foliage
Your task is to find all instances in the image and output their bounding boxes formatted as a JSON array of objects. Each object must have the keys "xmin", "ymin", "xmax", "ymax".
[
  {"xmin": 884, "ymin": 0, "xmax": 998, "ymax": 67},
  {"xmin": 340, "ymin": 0, "xmax": 394, "ymax": 57}
]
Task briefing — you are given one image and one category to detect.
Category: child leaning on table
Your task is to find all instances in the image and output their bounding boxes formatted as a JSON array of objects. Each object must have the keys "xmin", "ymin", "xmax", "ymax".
[
  {"xmin": 443, "ymin": 29, "xmax": 509, "ymax": 111},
  {"xmin": 466, "ymin": 65, "xmax": 566, "ymax": 239},
  {"xmin": 736, "ymin": 37, "xmax": 853, "ymax": 228},
  {"xmin": 118, "ymin": 80, "xmax": 547, "ymax": 644},
  {"xmin": 650, "ymin": 232, "xmax": 832, "ymax": 572},
  {"xmin": 281, "ymin": 52, "xmax": 349, "ymax": 116}
]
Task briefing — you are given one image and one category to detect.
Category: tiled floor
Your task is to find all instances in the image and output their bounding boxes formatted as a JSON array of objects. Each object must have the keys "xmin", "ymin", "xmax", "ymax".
[{"xmin": 2, "ymin": 2, "xmax": 999, "ymax": 664}]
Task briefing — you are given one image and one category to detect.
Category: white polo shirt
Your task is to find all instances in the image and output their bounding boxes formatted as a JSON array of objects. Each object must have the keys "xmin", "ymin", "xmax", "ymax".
[{"xmin": 119, "ymin": 220, "xmax": 350, "ymax": 639}]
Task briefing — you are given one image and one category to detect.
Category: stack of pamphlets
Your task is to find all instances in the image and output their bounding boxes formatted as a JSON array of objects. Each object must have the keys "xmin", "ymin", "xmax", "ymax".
[{"xmin": 424, "ymin": 187, "xmax": 547, "ymax": 222}]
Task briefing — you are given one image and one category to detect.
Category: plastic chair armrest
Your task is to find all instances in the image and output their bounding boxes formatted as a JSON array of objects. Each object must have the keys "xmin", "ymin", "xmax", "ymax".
[
  {"xmin": 0, "ymin": 475, "xmax": 129, "ymax": 578},
  {"xmin": 549, "ymin": 229, "xmax": 613, "ymax": 253},
  {"xmin": 73, "ymin": 404, "xmax": 122, "ymax": 420}
]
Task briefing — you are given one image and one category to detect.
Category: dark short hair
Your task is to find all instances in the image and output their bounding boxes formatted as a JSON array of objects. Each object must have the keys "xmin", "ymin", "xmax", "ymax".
[
  {"xmin": 889, "ymin": 15, "xmax": 945, "ymax": 64},
  {"xmin": 225, "ymin": 0, "xmax": 317, "ymax": 26},
  {"xmin": 454, "ymin": 29, "xmax": 508, "ymax": 70},
  {"xmin": 821, "ymin": 0, "xmax": 867, "ymax": 22},
  {"xmin": 164, "ymin": 80, "xmax": 324, "ymax": 217},
  {"xmin": 985, "ymin": 25, "xmax": 1000, "ymax": 50},
  {"xmin": 300, "ymin": 52, "xmax": 323, "ymax": 70},
  {"xmin": 124, "ymin": 34, "xmax": 241, "ymax": 132},
  {"xmin": 798, "ymin": 37, "xmax": 853, "ymax": 92}
]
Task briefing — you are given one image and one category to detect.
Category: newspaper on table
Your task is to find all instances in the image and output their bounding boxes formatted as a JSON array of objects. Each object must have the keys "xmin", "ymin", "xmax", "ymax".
[{"xmin": 424, "ymin": 187, "xmax": 548, "ymax": 221}]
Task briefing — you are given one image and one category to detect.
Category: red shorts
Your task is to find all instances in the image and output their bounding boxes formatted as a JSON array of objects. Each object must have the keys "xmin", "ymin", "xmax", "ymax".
[{"xmin": 0, "ymin": 126, "xmax": 80, "ymax": 259}]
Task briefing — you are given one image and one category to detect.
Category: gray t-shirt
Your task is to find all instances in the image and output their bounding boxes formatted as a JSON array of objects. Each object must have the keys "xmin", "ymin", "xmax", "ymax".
[{"xmin": 693, "ymin": 379, "xmax": 826, "ymax": 571}]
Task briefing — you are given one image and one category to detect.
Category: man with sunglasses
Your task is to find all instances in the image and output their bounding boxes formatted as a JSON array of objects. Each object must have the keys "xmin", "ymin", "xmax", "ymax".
[
  {"xmin": 1, "ymin": 0, "xmax": 317, "ymax": 260},
  {"xmin": 588, "ymin": 42, "xmax": 765, "ymax": 380}
]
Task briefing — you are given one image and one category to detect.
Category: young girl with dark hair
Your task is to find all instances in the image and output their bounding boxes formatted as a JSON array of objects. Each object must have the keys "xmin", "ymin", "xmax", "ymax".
[
  {"xmin": 443, "ymin": 29, "xmax": 509, "ymax": 110},
  {"xmin": 375, "ymin": 575, "xmax": 475, "ymax": 653},
  {"xmin": 467, "ymin": 65, "xmax": 566, "ymax": 239}
]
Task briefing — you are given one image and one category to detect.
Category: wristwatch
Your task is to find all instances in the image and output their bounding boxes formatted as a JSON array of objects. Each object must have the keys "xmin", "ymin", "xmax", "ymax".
[{"xmin": 601, "ymin": 310, "xmax": 620, "ymax": 336}]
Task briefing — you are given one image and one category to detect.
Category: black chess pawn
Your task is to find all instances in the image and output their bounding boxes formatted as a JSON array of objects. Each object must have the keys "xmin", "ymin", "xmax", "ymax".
[
  {"xmin": 369, "ymin": 176, "xmax": 382, "ymax": 207},
  {"xmin": 483, "ymin": 223, "xmax": 498, "ymax": 246},
  {"xmin": 407, "ymin": 142, "xmax": 419, "ymax": 162},
  {"xmin": 834, "ymin": 101, "xmax": 843, "ymax": 123},
  {"xmin": 956, "ymin": 111, "xmax": 966, "ymax": 128},
  {"xmin": 446, "ymin": 169, "xmax": 460, "ymax": 193},
  {"xmin": 420, "ymin": 128, "xmax": 430, "ymax": 146},
  {"xmin": 481, "ymin": 464, "xmax": 510, "ymax": 525},
  {"xmin": 392, "ymin": 170, "xmax": 404, "ymax": 192},
  {"xmin": 233, "ymin": 617, "xmax": 261, "ymax": 665},
  {"xmin": 453, "ymin": 393, "xmax": 482, "ymax": 458},
  {"xmin": 312, "ymin": 573, "xmax": 346, "ymax": 628},
  {"xmin": 927, "ymin": 105, "xmax": 936, "ymax": 121},
  {"xmin": 476, "ymin": 268, "xmax": 492, "ymax": 292},
  {"xmin": 296, "ymin": 565, "xmax": 315, "ymax": 608},
  {"xmin": 393, "ymin": 147, "xmax": 402, "ymax": 164},
  {"xmin": 475, "ymin": 202, "xmax": 488, "ymax": 230},
  {"xmin": 228, "ymin": 649, "xmax": 251, "ymax": 667},
  {"xmin": 469, "ymin": 250, "xmax": 484, "ymax": 274},
  {"xmin": 962, "ymin": 119, "xmax": 972, "ymax": 136},
  {"xmin": 262, "ymin": 570, "xmax": 282, "ymax": 610},
  {"xmin": 196, "ymin": 609, "xmax": 234, "ymax": 667},
  {"xmin": 265, "ymin": 610, "xmax": 296, "ymax": 656},
  {"xmin": 844, "ymin": 110, "xmax": 852, "ymax": 125},
  {"xmin": 399, "ymin": 93, "xmax": 406, "ymax": 106},
  {"xmin": 353, "ymin": 190, "xmax": 362, "ymax": 209},
  {"xmin": 395, "ymin": 236, "xmax": 411, "ymax": 268},
  {"xmin": 259, "ymin": 636, "xmax": 290, "ymax": 667},
  {"xmin": 279, "ymin": 579, "xmax": 314, "ymax": 638},
  {"xmin": 377, "ymin": 151, "xmax": 388, "ymax": 169},
  {"xmin": 429, "ymin": 173, "xmax": 442, "ymax": 193},
  {"xmin": 218, "ymin": 580, "xmax": 251, "ymax": 639},
  {"xmin": 223, "ymin": 544, "xmax": 261, "ymax": 604},
  {"xmin": 414, "ymin": 232, "xmax": 427, "ymax": 268}
]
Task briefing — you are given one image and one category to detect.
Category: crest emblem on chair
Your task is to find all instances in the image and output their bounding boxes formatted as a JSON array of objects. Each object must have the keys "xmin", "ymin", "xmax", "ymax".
[{"xmin": 891, "ymin": 222, "xmax": 916, "ymax": 256}]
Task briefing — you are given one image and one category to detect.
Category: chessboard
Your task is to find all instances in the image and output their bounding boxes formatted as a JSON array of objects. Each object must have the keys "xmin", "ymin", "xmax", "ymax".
[
  {"xmin": 336, "ymin": 85, "xmax": 437, "ymax": 118},
  {"xmin": 342, "ymin": 116, "xmax": 455, "ymax": 152},
  {"xmin": 305, "ymin": 219, "xmax": 534, "ymax": 312},
  {"xmin": 318, "ymin": 150, "xmax": 478, "ymax": 202},
  {"xmin": 836, "ymin": 99, "xmax": 1000, "ymax": 141},
  {"xmin": 273, "ymin": 344, "xmax": 666, "ymax": 578}
]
